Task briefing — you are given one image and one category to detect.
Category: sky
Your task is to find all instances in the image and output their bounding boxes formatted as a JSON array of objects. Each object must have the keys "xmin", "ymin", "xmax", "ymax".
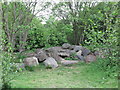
[{"xmin": 2, "ymin": 0, "xmax": 119, "ymax": 24}]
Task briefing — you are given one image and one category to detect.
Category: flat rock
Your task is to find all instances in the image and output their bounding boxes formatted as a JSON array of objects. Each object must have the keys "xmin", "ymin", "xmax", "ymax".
[
  {"xmin": 61, "ymin": 60, "xmax": 79, "ymax": 65},
  {"xmin": 58, "ymin": 52, "xmax": 70, "ymax": 57}
]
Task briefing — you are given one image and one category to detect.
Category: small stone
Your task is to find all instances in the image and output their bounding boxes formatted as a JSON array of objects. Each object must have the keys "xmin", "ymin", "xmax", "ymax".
[{"xmin": 73, "ymin": 46, "xmax": 83, "ymax": 52}]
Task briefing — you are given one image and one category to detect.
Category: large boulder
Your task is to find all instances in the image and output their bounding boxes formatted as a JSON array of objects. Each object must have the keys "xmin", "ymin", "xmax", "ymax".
[
  {"xmin": 73, "ymin": 46, "xmax": 83, "ymax": 52},
  {"xmin": 81, "ymin": 48, "xmax": 91, "ymax": 56},
  {"xmin": 62, "ymin": 43, "xmax": 71, "ymax": 49},
  {"xmin": 46, "ymin": 47, "xmax": 63, "ymax": 62},
  {"xmin": 61, "ymin": 60, "xmax": 79, "ymax": 65},
  {"xmin": 85, "ymin": 54, "xmax": 96, "ymax": 63},
  {"xmin": 35, "ymin": 49, "xmax": 48, "ymax": 62},
  {"xmin": 43, "ymin": 57, "xmax": 58, "ymax": 68},
  {"xmin": 23, "ymin": 57, "xmax": 39, "ymax": 66}
]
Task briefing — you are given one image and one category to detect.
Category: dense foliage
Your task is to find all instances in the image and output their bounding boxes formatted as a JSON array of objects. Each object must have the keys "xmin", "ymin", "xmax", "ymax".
[
  {"xmin": 26, "ymin": 17, "xmax": 72, "ymax": 49},
  {"xmin": 1, "ymin": 1, "xmax": 119, "ymax": 89}
]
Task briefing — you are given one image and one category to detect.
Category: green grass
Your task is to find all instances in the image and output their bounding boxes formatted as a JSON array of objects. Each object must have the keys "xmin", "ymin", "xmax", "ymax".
[{"xmin": 10, "ymin": 62, "xmax": 118, "ymax": 88}]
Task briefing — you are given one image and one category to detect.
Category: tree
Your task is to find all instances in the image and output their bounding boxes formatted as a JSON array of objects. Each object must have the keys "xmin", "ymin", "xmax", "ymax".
[
  {"xmin": 2, "ymin": 1, "xmax": 38, "ymax": 52},
  {"xmin": 51, "ymin": 1, "xmax": 98, "ymax": 45}
]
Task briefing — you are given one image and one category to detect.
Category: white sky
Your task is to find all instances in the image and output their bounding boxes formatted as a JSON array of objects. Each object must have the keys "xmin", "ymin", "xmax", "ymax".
[{"xmin": 2, "ymin": 0, "xmax": 119, "ymax": 24}]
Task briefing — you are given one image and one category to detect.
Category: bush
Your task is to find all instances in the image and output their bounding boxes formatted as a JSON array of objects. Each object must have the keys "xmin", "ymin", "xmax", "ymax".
[
  {"xmin": 26, "ymin": 18, "xmax": 72, "ymax": 50},
  {"xmin": 1, "ymin": 42, "xmax": 18, "ymax": 89},
  {"xmin": 25, "ymin": 66, "xmax": 36, "ymax": 72},
  {"xmin": 83, "ymin": 2, "xmax": 119, "ymax": 77}
]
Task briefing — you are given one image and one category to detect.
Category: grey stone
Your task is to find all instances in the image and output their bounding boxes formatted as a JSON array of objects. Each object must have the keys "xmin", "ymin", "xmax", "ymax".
[
  {"xmin": 43, "ymin": 57, "xmax": 58, "ymax": 68},
  {"xmin": 73, "ymin": 46, "xmax": 83, "ymax": 52},
  {"xmin": 46, "ymin": 47, "xmax": 63, "ymax": 62},
  {"xmin": 62, "ymin": 43, "xmax": 71, "ymax": 49},
  {"xmin": 61, "ymin": 60, "xmax": 79, "ymax": 65},
  {"xmin": 35, "ymin": 49, "xmax": 48, "ymax": 62},
  {"xmin": 23, "ymin": 57, "xmax": 39, "ymax": 66}
]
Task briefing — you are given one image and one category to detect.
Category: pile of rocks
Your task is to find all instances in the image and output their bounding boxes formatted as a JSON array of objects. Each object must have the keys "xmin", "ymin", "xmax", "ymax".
[{"xmin": 17, "ymin": 43, "xmax": 103, "ymax": 69}]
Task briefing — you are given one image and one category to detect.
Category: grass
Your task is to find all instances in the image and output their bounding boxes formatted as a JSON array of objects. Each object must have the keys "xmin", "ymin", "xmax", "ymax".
[{"xmin": 9, "ymin": 62, "xmax": 118, "ymax": 88}]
